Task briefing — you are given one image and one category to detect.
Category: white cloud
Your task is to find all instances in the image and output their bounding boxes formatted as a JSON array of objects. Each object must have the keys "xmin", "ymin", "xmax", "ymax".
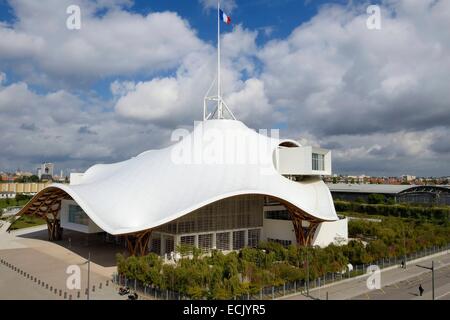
[
  {"xmin": 0, "ymin": 77, "xmax": 173, "ymax": 172},
  {"xmin": 200, "ymin": 0, "xmax": 236, "ymax": 13},
  {"xmin": 0, "ymin": 1, "xmax": 206, "ymax": 87}
]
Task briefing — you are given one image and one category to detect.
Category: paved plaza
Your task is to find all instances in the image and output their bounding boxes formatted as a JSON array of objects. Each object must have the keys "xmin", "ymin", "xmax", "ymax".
[{"xmin": 0, "ymin": 225, "xmax": 127, "ymax": 300}]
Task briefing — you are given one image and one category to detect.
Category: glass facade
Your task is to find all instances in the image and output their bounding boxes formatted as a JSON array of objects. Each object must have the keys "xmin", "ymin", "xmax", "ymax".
[
  {"xmin": 150, "ymin": 238, "xmax": 161, "ymax": 254},
  {"xmin": 232, "ymin": 230, "xmax": 246, "ymax": 250},
  {"xmin": 267, "ymin": 238, "xmax": 292, "ymax": 247},
  {"xmin": 216, "ymin": 232, "xmax": 230, "ymax": 250},
  {"xmin": 265, "ymin": 210, "xmax": 290, "ymax": 220},
  {"xmin": 198, "ymin": 234, "xmax": 213, "ymax": 251},
  {"xmin": 68, "ymin": 205, "xmax": 89, "ymax": 226},
  {"xmin": 248, "ymin": 229, "xmax": 261, "ymax": 248},
  {"xmin": 157, "ymin": 195, "xmax": 264, "ymax": 234},
  {"xmin": 312, "ymin": 153, "xmax": 325, "ymax": 171},
  {"xmin": 165, "ymin": 237, "xmax": 174, "ymax": 253},
  {"xmin": 180, "ymin": 235, "xmax": 195, "ymax": 247}
]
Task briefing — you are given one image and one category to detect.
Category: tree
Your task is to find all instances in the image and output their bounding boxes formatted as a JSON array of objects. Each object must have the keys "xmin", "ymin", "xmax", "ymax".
[{"xmin": 368, "ymin": 193, "xmax": 385, "ymax": 204}]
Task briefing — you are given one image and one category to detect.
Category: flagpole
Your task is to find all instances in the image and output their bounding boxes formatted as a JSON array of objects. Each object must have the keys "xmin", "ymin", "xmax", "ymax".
[{"xmin": 217, "ymin": 0, "xmax": 222, "ymax": 119}]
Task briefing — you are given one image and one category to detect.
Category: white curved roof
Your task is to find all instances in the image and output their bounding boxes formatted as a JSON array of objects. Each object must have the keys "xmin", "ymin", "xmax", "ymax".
[{"xmin": 46, "ymin": 120, "xmax": 337, "ymax": 235}]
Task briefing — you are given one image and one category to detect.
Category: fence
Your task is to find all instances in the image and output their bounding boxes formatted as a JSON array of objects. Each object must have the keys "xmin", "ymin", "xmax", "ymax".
[{"xmin": 113, "ymin": 243, "xmax": 450, "ymax": 300}]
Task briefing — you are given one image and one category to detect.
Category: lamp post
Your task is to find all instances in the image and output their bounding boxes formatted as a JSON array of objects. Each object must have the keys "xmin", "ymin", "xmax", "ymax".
[
  {"xmin": 416, "ymin": 261, "xmax": 435, "ymax": 300},
  {"xmin": 87, "ymin": 252, "xmax": 91, "ymax": 300},
  {"xmin": 403, "ymin": 223, "xmax": 407, "ymax": 269},
  {"xmin": 305, "ymin": 245, "xmax": 310, "ymax": 296}
]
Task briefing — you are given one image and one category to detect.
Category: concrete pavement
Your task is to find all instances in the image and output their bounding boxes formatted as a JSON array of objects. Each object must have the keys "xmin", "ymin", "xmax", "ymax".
[{"xmin": 0, "ymin": 226, "xmax": 125, "ymax": 300}]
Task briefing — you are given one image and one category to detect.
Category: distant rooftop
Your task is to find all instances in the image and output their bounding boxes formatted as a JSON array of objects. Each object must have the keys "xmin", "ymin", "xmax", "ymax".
[
  {"xmin": 327, "ymin": 183, "xmax": 416, "ymax": 194},
  {"xmin": 327, "ymin": 183, "xmax": 450, "ymax": 194}
]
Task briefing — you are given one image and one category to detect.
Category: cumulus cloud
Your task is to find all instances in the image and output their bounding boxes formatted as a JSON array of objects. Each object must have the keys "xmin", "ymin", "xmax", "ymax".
[
  {"xmin": 0, "ymin": 75, "xmax": 173, "ymax": 172},
  {"xmin": 0, "ymin": 0, "xmax": 206, "ymax": 87},
  {"xmin": 113, "ymin": 25, "xmax": 264, "ymax": 127}
]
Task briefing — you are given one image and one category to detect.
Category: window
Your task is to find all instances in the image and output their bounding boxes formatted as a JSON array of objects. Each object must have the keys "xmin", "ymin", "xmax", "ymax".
[
  {"xmin": 180, "ymin": 235, "xmax": 195, "ymax": 247},
  {"xmin": 216, "ymin": 232, "xmax": 230, "ymax": 251},
  {"xmin": 265, "ymin": 210, "xmax": 290, "ymax": 220},
  {"xmin": 248, "ymin": 229, "xmax": 260, "ymax": 248},
  {"xmin": 198, "ymin": 234, "xmax": 213, "ymax": 251},
  {"xmin": 233, "ymin": 230, "xmax": 245, "ymax": 250},
  {"xmin": 312, "ymin": 153, "xmax": 325, "ymax": 171},
  {"xmin": 151, "ymin": 238, "xmax": 161, "ymax": 254},
  {"xmin": 68, "ymin": 205, "xmax": 89, "ymax": 225},
  {"xmin": 165, "ymin": 237, "xmax": 175, "ymax": 254},
  {"xmin": 267, "ymin": 238, "xmax": 292, "ymax": 247}
]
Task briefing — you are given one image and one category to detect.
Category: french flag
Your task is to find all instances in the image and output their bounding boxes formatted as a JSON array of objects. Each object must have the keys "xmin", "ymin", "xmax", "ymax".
[{"xmin": 220, "ymin": 9, "xmax": 231, "ymax": 25}]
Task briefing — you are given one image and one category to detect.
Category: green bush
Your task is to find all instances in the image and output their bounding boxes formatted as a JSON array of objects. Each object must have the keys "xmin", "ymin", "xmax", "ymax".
[{"xmin": 334, "ymin": 200, "xmax": 450, "ymax": 221}]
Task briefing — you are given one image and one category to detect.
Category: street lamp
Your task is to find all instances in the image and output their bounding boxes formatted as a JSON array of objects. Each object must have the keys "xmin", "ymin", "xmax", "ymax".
[
  {"xmin": 403, "ymin": 223, "xmax": 407, "ymax": 269},
  {"xmin": 416, "ymin": 261, "xmax": 435, "ymax": 300},
  {"xmin": 84, "ymin": 252, "xmax": 91, "ymax": 300},
  {"xmin": 302, "ymin": 220, "xmax": 311, "ymax": 297},
  {"xmin": 305, "ymin": 245, "xmax": 309, "ymax": 296}
]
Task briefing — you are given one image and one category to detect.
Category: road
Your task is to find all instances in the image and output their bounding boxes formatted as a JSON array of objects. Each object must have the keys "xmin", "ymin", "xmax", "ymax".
[
  {"xmin": 352, "ymin": 264, "xmax": 450, "ymax": 300},
  {"xmin": 283, "ymin": 250, "xmax": 450, "ymax": 300}
]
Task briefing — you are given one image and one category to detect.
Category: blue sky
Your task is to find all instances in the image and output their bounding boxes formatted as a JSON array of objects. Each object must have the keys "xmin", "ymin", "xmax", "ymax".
[{"xmin": 0, "ymin": 0, "xmax": 449, "ymax": 177}]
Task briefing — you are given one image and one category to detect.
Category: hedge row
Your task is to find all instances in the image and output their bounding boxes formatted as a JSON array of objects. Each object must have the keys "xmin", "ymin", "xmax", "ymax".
[{"xmin": 335, "ymin": 201, "xmax": 450, "ymax": 220}]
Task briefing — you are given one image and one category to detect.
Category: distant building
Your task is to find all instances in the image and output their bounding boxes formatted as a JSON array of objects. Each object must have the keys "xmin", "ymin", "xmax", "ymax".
[
  {"xmin": 328, "ymin": 183, "xmax": 450, "ymax": 205},
  {"xmin": 0, "ymin": 191, "xmax": 15, "ymax": 199},
  {"xmin": 402, "ymin": 175, "xmax": 416, "ymax": 183},
  {"xmin": 37, "ymin": 163, "xmax": 54, "ymax": 180}
]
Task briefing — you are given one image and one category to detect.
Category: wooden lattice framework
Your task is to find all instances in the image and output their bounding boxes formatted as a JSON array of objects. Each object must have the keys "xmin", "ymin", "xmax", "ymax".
[
  {"xmin": 12, "ymin": 187, "xmax": 72, "ymax": 241},
  {"xmin": 124, "ymin": 230, "xmax": 153, "ymax": 256},
  {"xmin": 270, "ymin": 196, "xmax": 324, "ymax": 247}
]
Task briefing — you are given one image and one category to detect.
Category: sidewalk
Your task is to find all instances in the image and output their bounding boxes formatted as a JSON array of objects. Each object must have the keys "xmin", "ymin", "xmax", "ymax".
[{"xmin": 283, "ymin": 250, "xmax": 450, "ymax": 300}]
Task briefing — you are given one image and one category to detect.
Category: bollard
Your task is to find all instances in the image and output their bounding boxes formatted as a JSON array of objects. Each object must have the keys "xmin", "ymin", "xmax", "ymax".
[
  {"xmin": 59, "ymin": 290, "xmax": 62, "ymax": 296},
  {"xmin": 77, "ymin": 291, "xmax": 80, "ymax": 299},
  {"xmin": 64, "ymin": 292, "xmax": 67, "ymax": 299},
  {"xmin": 50, "ymin": 285, "xmax": 52, "ymax": 291},
  {"xmin": 99, "ymin": 283, "xmax": 102, "ymax": 289},
  {"xmin": 54, "ymin": 289, "xmax": 57, "ymax": 294},
  {"xmin": 106, "ymin": 280, "xmax": 109, "ymax": 286},
  {"xmin": 69, "ymin": 294, "xmax": 72, "ymax": 300},
  {"xmin": 92, "ymin": 285, "xmax": 95, "ymax": 292}
]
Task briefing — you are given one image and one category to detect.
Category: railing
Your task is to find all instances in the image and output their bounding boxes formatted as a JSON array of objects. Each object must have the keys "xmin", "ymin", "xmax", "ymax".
[{"xmin": 113, "ymin": 243, "xmax": 450, "ymax": 300}]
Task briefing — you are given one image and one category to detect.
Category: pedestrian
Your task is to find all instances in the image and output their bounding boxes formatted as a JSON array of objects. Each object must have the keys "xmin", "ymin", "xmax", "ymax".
[
  {"xmin": 400, "ymin": 260, "xmax": 405, "ymax": 269},
  {"xmin": 419, "ymin": 284, "xmax": 424, "ymax": 296}
]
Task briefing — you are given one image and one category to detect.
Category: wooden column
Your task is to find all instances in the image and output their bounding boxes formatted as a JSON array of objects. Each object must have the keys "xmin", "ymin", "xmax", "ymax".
[
  {"xmin": 124, "ymin": 230, "xmax": 152, "ymax": 256},
  {"xmin": 283, "ymin": 202, "xmax": 321, "ymax": 247},
  {"xmin": 47, "ymin": 218, "xmax": 63, "ymax": 241}
]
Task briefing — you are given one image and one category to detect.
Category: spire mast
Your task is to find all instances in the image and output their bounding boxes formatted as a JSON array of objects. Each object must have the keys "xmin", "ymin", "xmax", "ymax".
[
  {"xmin": 203, "ymin": 1, "xmax": 236, "ymax": 121},
  {"xmin": 217, "ymin": 0, "xmax": 222, "ymax": 119}
]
